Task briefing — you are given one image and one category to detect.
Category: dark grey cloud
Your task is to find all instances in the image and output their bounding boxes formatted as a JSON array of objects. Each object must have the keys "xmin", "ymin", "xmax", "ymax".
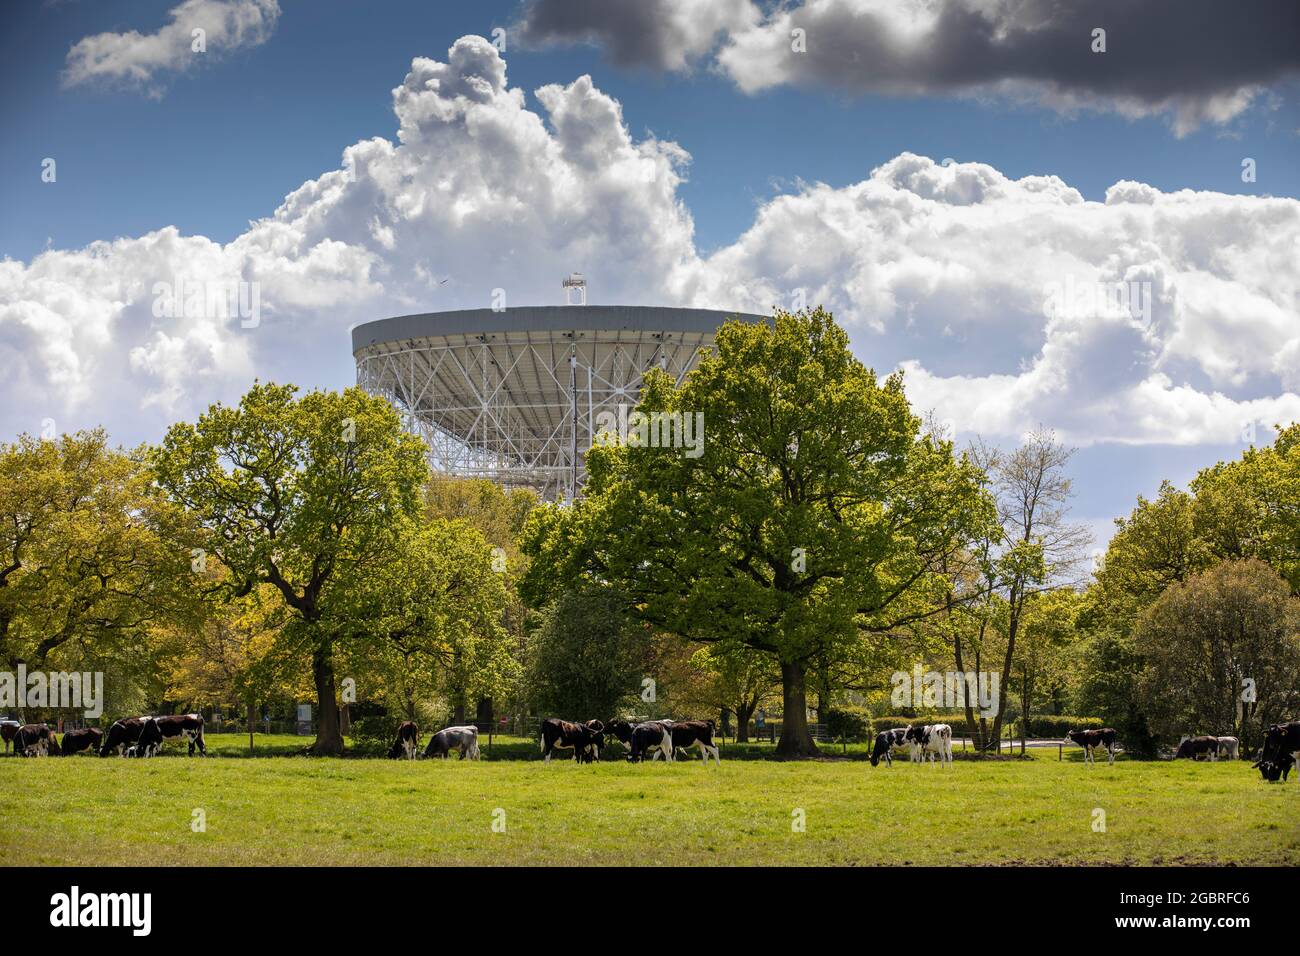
[{"xmin": 518, "ymin": 0, "xmax": 1300, "ymax": 131}]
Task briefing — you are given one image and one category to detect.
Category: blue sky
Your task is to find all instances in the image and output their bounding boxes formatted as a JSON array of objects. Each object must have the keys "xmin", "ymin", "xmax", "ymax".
[{"xmin": 2, "ymin": 0, "xmax": 1298, "ymax": 548}]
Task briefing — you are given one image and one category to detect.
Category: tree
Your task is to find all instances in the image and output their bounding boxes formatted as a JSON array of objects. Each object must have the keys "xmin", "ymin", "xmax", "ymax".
[
  {"xmin": 0, "ymin": 430, "xmax": 190, "ymax": 713},
  {"xmin": 1134, "ymin": 558, "xmax": 1300, "ymax": 752},
  {"xmin": 526, "ymin": 585, "xmax": 652, "ymax": 720},
  {"xmin": 967, "ymin": 432, "xmax": 1091, "ymax": 750},
  {"xmin": 149, "ymin": 382, "xmax": 428, "ymax": 754},
  {"xmin": 521, "ymin": 308, "xmax": 992, "ymax": 757},
  {"xmin": 335, "ymin": 517, "xmax": 517, "ymax": 726}
]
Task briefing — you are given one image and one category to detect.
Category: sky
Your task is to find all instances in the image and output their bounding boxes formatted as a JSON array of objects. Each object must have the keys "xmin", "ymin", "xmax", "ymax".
[{"xmin": 2, "ymin": 0, "xmax": 1299, "ymax": 555}]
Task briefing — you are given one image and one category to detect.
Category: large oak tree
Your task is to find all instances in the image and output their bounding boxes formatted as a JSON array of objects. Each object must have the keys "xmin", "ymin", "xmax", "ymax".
[{"xmin": 522, "ymin": 308, "xmax": 992, "ymax": 757}]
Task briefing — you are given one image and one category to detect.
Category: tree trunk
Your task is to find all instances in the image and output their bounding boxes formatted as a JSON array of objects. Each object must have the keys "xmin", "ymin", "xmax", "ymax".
[
  {"xmin": 775, "ymin": 660, "xmax": 818, "ymax": 758},
  {"xmin": 310, "ymin": 645, "xmax": 343, "ymax": 756},
  {"xmin": 735, "ymin": 700, "xmax": 756, "ymax": 743},
  {"xmin": 246, "ymin": 699, "xmax": 256, "ymax": 756}
]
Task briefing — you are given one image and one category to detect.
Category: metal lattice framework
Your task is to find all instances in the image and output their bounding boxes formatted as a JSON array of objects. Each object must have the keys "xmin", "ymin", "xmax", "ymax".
[{"xmin": 353, "ymin": 305, "xmax": 767, "ymax": 500}]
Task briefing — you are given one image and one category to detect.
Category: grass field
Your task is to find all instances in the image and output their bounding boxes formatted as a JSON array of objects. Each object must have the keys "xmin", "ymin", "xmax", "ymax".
[{"xmin": 3, "ymin": 734, "xmax": 1296, "ymax": 866}]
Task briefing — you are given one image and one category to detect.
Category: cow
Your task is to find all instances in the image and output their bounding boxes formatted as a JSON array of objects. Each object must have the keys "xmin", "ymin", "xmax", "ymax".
[
  {"xmin": 99, "ymin": 717, "xmax": 146, "ymax": 756},
  {"xmin": 424, "ymin": 725, "xmax": 481, "ymax": 760},
  {"xmin": 1, "ymin": 719, "xmax": 19, "ymax": 754},
  {"xmin": 607, "ymin": 719, "xmax": 674, "ymax": 762},
  {"xmin": 150, "ymin": 714, "xmax": 207, "ymax": 756},
  {"xmin": 655, "ymin": 719, "xmax": 720, "ymax": 764},
  {"xmin": 904, "ymin": 723, "xmax": 953, "ymax": 767},
  {"xmin": 1216, "ymin": 736, "xmax": 1240, "ymax": 760},
  {"xmin": 540, "ymin": 718, "xmax": 605, "ymax": 763},
  {"xmin": 387, "ymin": 721, "xmax": 419, "ymax": 759},
  {"xmin": 14, "ymin": 723, "xmax": 57, "ymax": 756},
  {"xmin": 128, "ymin": 718, "xmax": 164, "ymax": 757},
  {"xmin": 57, "ymin": 727, "xmax": 103, "ymax": 756},
  {"xmin": 870, "ymin": 727, "xmax": 914, "ymax": 767},
  {"xmin": 1254, "ymin": 720, "xmax": 1300, "ymax": 783},
  {"xmin": 1064, "ymin": 727, "xmax": 1119, "ymax": 765},
  {"xmin": 1175, "ymin": 735, "xmax": 1220, "ymax": 760}
]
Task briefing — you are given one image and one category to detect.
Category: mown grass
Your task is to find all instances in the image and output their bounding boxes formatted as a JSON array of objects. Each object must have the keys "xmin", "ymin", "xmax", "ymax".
[{"xmin": 3, "ymin": 735, "xmax": 1295, "ymax": 866}]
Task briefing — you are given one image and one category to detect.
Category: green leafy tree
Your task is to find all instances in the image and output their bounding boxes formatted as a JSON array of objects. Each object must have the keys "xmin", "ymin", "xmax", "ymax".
[
  {"xmin": 1134, "ymin": 558, "xmax": 1300, "ymax": 752},
  {"xmin": 522, "ymin": 308, "xmax": 993, "ymax": 756},
  {"xmin": 526, "ymin": 585, "xmax": 652, "ymax": 721},
  {"xmin": 0, "ymin": 430, "xmax": 191, "ymax": 716},
  {"xmin": 150, "ymin": 382, "xmax": 428, "ymax": 754}
]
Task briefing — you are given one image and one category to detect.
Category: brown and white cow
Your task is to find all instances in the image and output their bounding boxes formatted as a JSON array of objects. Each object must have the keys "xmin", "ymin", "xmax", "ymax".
[
  {"xmin": 14, "ymin": 723, "xmax": 57, "ymax": 756},
  {"xmin": 1, "ymin": 720, "xmax": 19, "ymax": 754},
  {"xmin": 1064, "ymin": 727, "xmax": 1118, "ymax": 765},
  {"xmin": 1175, "ymin": 735, "xmax": 1220, "ymax": 760},
  {"xmin": 57, "ymin": 727, "xmax": 103, "ymax": 756},
  {"xmin": 540, "ymin": 718, "xmax": 605, "ymax": 763},
  {"xmin": 387, "ymin": 721, "xmax": 419, "ymax": 759}
]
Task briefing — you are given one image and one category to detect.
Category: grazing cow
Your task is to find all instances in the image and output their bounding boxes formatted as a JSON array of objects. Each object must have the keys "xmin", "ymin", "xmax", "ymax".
[
  {"xmin": 151, "ymin": 714, "xmax": 207, "ymax": 756},
  {"xmin": 1175, "ymin": 735, "xmax": 1220, "ymax": 760},
  {"xmin": 99, "ymin": 717, "xmax": 146, "ymax": 756},
  {"xmin": 655, "ymin": 719, "xmax": 720, "ymax": 764},
  {"xmin": 57, "ymin": 727, "xmax": 103, "ymax": 756},
  {"xmin": 904, "ymin": 724, "xmax": 953, "ymax": 767},
  {"xmin": 424, "ymin": 725, "xmax": 480, "ymax": 760},
  {"xmin": 14, "ymin": 723, "xmax": 57, "ymax": 756},
  {"xmin": 870, "ymin": 727, "xmax": 913, "ymax": 767},
  {"xmin": 387, "ymin": 721, "xmax": 419, "ymax": 759},
  {"xmin": 1064, "ymin": 727, "xmax": 1118, "ymax": 765},
  {"xmin": 539, "ymin": 718, "xmax": 605, "ymax": 763},
  {"xmin": 128, "ymin": 718, "xmax": 164, "ymax": 757},
  {"xmin": 1216, "ymin": 736, "xmax": 1240, "ymax": 760},
  {"xmin": 1, "ymin": 719, "xmax": 19, "ymax": 754},
  {"xmin": 607, "ymin": 719, "xmax": 674, "ymax": 762},
  {"xmin": 1254, "ymin": 720, "xmax": 1300, "ymax": 783}
]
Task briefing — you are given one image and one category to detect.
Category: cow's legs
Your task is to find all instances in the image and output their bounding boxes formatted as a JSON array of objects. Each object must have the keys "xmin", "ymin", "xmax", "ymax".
[{"xmin": 1107, "ymin": 744, "xmax": 1115, "ymax": 765}]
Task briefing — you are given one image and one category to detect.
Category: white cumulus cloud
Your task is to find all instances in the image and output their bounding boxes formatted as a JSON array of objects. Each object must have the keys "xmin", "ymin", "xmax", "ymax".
[
  {"xmin": 5, "ymin": 36, "xmax": 1298, "ymax": 451},
  {"xmin": 63, "ymin": 0, "xmax": 281, "ymax": 93}
]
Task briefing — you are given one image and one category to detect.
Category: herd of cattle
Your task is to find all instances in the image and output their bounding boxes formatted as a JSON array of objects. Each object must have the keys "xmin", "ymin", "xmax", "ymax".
[
  {"xmin": 0, "ymin": 714, "xmax": 205, "ymax": 758},
  {"xmin": 4, "ymin": 712, "xmax": 1299, "ymax": 781}
]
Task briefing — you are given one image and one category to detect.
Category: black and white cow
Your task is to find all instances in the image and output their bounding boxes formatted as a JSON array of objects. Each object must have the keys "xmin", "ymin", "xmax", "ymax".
[
  {"xmin": 606, "ymin": 719, "xmax": 674, "ymax": 762},
  {"xmin": 1, "ymin": 719, "xmax": 19, "ymax": 754},
  {"xmin": 904, "ymin": 723, "xmax": 952, "ymax": 767},
  {"xmin": 14, "ymin": 723, "xmax": 57, "ymax": 756},
  {"xmin": 1064, "ymin": 727, "xmax": 1118, "ymax": 765},
  {"xmin": 539, "ymin": 718, "xmax": 605, "ymax": 763},
  {"xmin": 57, "ymin": 727, "xmax": 103, "ymax": 756},
  {"xmin": 151, "ymin": 714, "xmax": 207, "ymax": 756},
  {"xmin": 388, "ymin": 721, "xmax": 419, "ymax": 759},
  {"xmin": 655, "ymin": 719, "xmax": 720, "ymax": 764},
  {"xmin": 1254, "ymin": 721, "xmax": 1300, "ymax": 783},
  {"xmin": 1175, "ymin": 735, "xmax": 1220, "ymax": 760},
  {"xmin": 424, "ymin": 725, "xmax": 481, "ymax": 760},
  {"xmin": 99, "ymin": 717, "xmax": 146, "ymax": 756},
  {"xmin": 128, "ymin": 718, "xmax": 164, "ymax": 757},
  {"xmin": 870, "ymin": 727, "xmax": 913, "ymax": 767}
]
